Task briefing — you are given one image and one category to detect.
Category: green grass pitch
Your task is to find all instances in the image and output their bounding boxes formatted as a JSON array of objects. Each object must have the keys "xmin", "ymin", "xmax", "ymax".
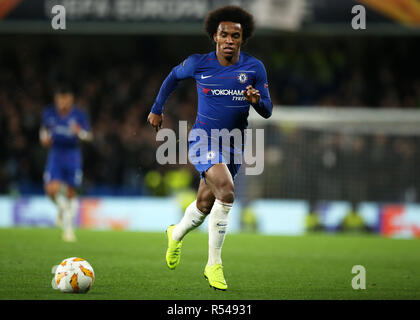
[{"xmin": 0, "ymin": 227, "xmax": 419, "ymax": 300}]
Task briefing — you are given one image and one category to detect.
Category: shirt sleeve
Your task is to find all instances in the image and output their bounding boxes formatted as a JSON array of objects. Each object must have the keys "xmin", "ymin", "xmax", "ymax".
[
  {"xmin": 251, "ymin": 60, "xmax": 273, "ymax": 119},
  {"xmin": 150, "ymin": 54, "xmax": 199, "ymax": 115},
  {"xmin": 78, "ymin": 109, "xmax": 91, "ymax": 131}
]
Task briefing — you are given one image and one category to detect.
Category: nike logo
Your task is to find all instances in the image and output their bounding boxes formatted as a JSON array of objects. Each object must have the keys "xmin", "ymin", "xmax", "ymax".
[{"xmin": 201, "ymin": 74, "xmax": 212, "ymax": 79}]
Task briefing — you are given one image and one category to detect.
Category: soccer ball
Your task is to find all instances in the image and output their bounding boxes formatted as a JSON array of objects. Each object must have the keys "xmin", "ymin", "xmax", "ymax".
[{"xmin": 52, "ymin": 257, "xmax": 95, "ymax": 293}]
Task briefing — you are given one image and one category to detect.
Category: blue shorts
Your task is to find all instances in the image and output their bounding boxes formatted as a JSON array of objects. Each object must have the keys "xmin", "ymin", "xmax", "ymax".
[
  {"xmin": 188, "ymin": 139, "xmax": 242, "ymax": 180},
  {"xmin": 43, "ymin": 149, "xmax": 83, "ymax": 188}
]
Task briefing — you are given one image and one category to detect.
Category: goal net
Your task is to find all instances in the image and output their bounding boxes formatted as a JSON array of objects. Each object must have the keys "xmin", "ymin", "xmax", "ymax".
[{"xmin": 239, "ymin": 106, "xmax": 420, "ymax": 204}]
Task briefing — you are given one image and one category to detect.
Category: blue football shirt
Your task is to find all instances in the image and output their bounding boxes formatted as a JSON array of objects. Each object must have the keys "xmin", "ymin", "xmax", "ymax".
[
  {"xmin": 151, "ymin": 51, "xmax": 273, "ymax": 133},
  {"xmin": 42, "ymin": 105, "xmax": 90, "ymax": 151},
  {"xmin": 150, "ymin": 51, "xmax": 273, "ymax": 177},
  {"xmin": 42, "ymin": 105, "xmax": 90, "ymax": 187}
]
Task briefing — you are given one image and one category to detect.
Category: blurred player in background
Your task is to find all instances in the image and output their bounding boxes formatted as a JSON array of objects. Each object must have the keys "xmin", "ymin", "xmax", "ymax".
[
  {"xmin": 148, "ymin": 6, "xmax": 272, "ymax": 290},
  {"xmin": 40, "ymin": 85, "xmax": 92, "ymax": 242}
]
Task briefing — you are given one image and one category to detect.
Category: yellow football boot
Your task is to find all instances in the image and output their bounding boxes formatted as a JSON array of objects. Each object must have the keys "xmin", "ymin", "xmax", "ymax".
[
  {"xmin": 165, "ymin": 225, "xmax": 183, "ymax": 270},
  {"xmin": 204, "ymin": 264, "xmax": 228, "ymax": 291}
]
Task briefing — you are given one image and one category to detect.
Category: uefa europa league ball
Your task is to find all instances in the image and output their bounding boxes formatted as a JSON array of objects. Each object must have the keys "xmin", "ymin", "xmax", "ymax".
[{"xmin": 52, "ymin": 257, "xmax": 95, "ymax": 293}]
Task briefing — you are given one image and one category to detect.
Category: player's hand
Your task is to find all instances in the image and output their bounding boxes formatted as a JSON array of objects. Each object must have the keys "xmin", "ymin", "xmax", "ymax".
[
  {"xmin": 71, "ymin": 122, "xmax": 82, "ymax": 135},
  {"xmin": 40, "ymin": 128, "xmax": 53, "ymax": 148},
  {"xmin": 40, "ymin": 136, "xmax": 53, "ymax": 148},
  {"xmin": 243, "ymin": 85, "xmax": 260, "ymax": 105},
  {"xmin": 147, "ymin": 112, "xmax": 163, "ymax": 132}
]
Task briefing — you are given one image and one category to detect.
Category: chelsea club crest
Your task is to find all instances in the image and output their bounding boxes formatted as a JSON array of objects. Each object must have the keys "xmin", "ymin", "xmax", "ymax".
[
  {"xmin": 237, "ymin": 73, "xmax": 248, "ymax": 84},
  {"xmin": 206, "ymin": 150, "xmax": 216, "ymax": 160}
]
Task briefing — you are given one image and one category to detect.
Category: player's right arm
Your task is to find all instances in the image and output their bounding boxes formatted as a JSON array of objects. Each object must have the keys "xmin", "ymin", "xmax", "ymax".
[
  {"xmin": 147, "ymin": 55, "xmax": 199, "ymax": 131},
  {"xmin": 39, "ymin": 126, "xmax": 53, "ymax": 148}
]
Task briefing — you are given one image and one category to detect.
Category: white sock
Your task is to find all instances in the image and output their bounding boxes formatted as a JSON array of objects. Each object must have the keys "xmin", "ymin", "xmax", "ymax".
[
  {"xmin": 172, "ymin": 200, "xmax": 207, "ymax": 241},
  {"xmin": 54, "ymin": 194, "xmax": 68, "ymax": 213},
  {"xmin": 207, "ymin": 199, "xmax": 232, "ymax": 266},
  {"xmin": 63, "ymin": 198, "xmax": 78, "ymax": 233},
  {"xmin": 68, "ymin": 198, "xmax": 78, "ymax": 220}
]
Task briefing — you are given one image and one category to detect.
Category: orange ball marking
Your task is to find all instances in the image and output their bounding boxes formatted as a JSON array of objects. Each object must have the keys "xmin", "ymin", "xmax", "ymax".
[
  {"xmin": 56, "ymin": 272, "xmax": 66, "ymax": 285},
  {"xmin": 80, "ymin": 265, "xmax": 95, "ymax": 281},
  {"xmin": 70, "ymin": 274, "xmax": 79, "ymax": 292},
  {"xmin": 72, "ymin": 258, "xmax": 85, "ymax": 262}
]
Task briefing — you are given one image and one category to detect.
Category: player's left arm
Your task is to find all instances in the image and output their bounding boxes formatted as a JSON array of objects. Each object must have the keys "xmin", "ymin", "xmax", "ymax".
[
  {"xmin": 40, "ymin": 109, "xmax": 53, "ymax": 148},
  {"xmin": 71, "ymin": 110, "xmax": 93, "ymax": 142},
  {"xmin": 243, "ymin": 60, "xmax": 273, "ymax": 119}
]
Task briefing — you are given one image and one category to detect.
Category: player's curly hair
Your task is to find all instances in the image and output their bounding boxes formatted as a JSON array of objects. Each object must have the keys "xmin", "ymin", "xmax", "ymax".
[
  {"xmin": 204, "ymin": 5, "xmax": 255, "ymax": 43},
  {"xmin": 54, "ymin": 83, "xmax": 74, "ymax": 94}
]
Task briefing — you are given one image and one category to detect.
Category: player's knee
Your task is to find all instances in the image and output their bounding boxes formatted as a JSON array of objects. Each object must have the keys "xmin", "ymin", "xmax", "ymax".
[
  {"xmin": 196, "ymin": 198, "xmax": 214, "ymax": 215},
  {"xmin": 45, "ymin": 183, "xmax": 60, "ymax": 198},
  {"xmin": 219, "ymin": 190, "xmax": 234, "ymax": 204},
  {"xmin": 67, "ymin": 187, "xmax": 77, "ymax": 199},
  {"xmin": 216, "ymin": 181, "xmax": 235, "ymax": 204}
]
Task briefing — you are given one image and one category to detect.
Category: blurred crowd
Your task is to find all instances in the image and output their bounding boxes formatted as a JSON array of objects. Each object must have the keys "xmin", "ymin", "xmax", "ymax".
[
  {"xmin": 0, "ymin": 34, "xmax": 419, "ymax": 198},
  {"xmin": 267, "ymin": 36, "xmax": 420, "ymax": 108}
]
